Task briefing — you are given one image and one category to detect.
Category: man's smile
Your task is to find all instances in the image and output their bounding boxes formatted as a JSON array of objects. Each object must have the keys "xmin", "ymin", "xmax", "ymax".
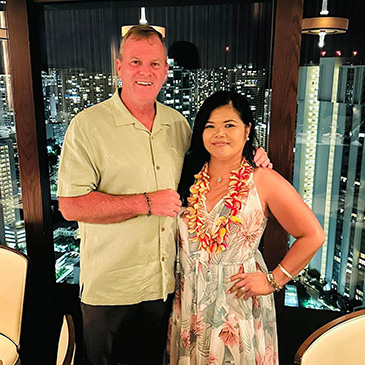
[{"xmin": 136, "ymin": 81, "xmax": 153, "ymax": 86}]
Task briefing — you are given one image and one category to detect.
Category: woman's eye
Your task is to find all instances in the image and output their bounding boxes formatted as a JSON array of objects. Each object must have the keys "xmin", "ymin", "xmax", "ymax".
[
  {"xmin": 204, "ymin": 124, "xmax": 214, "ymax": 129},
  {"xmin": 225, "ymin": 124, "xmax": 235, "ymax": 128}
]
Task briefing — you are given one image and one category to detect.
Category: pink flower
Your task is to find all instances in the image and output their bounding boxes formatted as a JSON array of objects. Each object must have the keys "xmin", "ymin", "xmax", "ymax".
[
  {"xmin": 181, "ymin": 329, "xmax": 190, "ymax": 349},
  {"xmin": 255, "ymin": 353, "xmax": 265, "ymax": 365},
  {"xmin": 209, "ymin": 352, "xmax": 218, "ymax": 365},
  {"xmin": 218, "ymin": 315, "xmax": 239, "ymax": 347},
  {"xmin": 254, "ymin": 318, "xmax": 264, "ymax": 339},
  {"xmin": 255, "ymin": 345, "xmax": 278, "ymax": 365},
  {"xmin": 264, "ymin": 345, "xmax": 279, "ymax": 364}
]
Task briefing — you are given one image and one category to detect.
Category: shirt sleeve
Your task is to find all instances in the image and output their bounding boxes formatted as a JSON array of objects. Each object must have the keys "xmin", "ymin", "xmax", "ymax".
[{"xmin": 57, "ymin": 117, "xmax": 100, "ymax": 197}]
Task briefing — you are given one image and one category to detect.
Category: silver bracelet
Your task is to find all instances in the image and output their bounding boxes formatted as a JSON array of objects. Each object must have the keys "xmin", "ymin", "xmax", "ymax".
[
  {"xmin": 278, "ymin": 263, "xmax": 293, "ymax": 280},
  {"xmin": 266, "ymin": 272, "xmax": 283, "ymax": 292},
  {"xmin": 143, "ymin": 192, "xmax": 151, "ymax": 217}
]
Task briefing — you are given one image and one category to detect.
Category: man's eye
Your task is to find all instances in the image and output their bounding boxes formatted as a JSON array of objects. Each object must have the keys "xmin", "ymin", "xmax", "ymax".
[
  {"xmin": 151, "ymin": 62, "xmax": 160, "ymax": 68},
  {"xmin": 131, "ymin": 60, "xmax": 140, "ymax": 66}
]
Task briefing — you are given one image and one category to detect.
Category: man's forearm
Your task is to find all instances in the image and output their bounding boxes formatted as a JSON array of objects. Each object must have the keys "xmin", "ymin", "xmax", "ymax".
[{"xmin": 59, "ymin": 191, "xmax": 148, "ymax": 224}]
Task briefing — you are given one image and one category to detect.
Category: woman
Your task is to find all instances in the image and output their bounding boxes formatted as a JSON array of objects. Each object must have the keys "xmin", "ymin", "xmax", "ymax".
[{"xmin": 168, "ymin": 91, "xmax": 324, "ymax": 364}]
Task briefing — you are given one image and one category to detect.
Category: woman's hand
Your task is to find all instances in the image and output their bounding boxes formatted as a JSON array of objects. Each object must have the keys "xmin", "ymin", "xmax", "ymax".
[
  {"xmin": 254, "ymin": 147, "xmax": 273, "ymax": 168},
  {"xmin": 227, "ymin": 265, "xmax": 275, "ymax": 300}
]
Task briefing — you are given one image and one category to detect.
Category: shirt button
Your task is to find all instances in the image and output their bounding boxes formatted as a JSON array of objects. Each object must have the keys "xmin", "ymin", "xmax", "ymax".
[
  {"xmin": 161, "ymin": 256, "xmax": 165, "ymax": 262},
  {"xmin": 161, "ymin": 227, "xmax": 165, "ymax": 232},
  {"xmin": 156, "ymin": 165, "xmax": 160, "ymax": 170}
]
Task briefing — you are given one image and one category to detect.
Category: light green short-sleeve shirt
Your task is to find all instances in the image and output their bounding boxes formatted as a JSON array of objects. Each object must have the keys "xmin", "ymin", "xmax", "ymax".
[{"xmin": 57, "ymin": 89, "xmax": 191, "ymax": 305}]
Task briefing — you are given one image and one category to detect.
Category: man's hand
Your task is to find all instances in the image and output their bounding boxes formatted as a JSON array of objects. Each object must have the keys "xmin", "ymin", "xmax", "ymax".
[
  {"xmin": 148, "ymin": 189, "xmax": 182, "ymax": 217},
  {"xmin": 254, "ymin": 147, "xmax": 273, "ymax": 168}
]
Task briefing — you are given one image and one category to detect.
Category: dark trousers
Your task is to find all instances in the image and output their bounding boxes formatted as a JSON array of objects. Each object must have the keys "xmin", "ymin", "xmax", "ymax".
[{"xmin": 81, "ymin": 295, "xmax": 173, "ymax": 365}]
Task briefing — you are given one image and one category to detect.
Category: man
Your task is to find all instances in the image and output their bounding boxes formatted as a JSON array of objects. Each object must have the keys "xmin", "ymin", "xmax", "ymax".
[{"xmin": 58, "ymin": 25, "xmax": 269, "ymax": 365}]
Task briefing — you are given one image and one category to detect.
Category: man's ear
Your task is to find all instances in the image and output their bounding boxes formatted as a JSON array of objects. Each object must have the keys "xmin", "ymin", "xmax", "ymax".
[
  {"xmin": 164, "ymin": 62, "xmax": 169, "ymax": 83},
  {"xmin": 116, "ymin": 58, "xmax": 122, "ymax": 79}
]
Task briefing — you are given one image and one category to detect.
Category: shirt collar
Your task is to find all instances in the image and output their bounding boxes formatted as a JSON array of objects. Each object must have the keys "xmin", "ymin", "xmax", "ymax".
[{"xmin": 111, "ymin": 88, "xmax": 172, "ymax": 131}]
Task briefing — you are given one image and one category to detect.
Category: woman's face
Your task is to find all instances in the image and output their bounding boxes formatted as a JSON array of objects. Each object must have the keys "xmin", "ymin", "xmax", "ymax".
[{"xmin": 202, "ymin": 104, "xmax": 251, "ymax": 164}]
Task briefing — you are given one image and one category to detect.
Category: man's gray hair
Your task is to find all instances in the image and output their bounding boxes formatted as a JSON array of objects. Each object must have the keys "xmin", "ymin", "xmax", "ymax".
[{"xmin": 119, "ymin": 25, "xmax": 166, "ymax": 60}]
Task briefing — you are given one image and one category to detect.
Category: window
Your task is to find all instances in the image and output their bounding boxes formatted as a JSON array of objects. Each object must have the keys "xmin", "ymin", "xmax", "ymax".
[
  {"xmin": 0, "ymin": 2, "xmax": 25, "ymax": 253},
  {"xmin": 37, "ymin": 1, "xmax": 274, "ymax": 284},
  {"xmin": 291, "ymin": 0, "xmax": 365, "ymax": 312}
]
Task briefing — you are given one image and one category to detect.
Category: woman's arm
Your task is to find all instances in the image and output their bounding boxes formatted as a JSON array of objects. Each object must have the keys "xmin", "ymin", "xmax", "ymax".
[{"xmin": 228, "ymin": 168, "xmax": 325, "ymax": 299}]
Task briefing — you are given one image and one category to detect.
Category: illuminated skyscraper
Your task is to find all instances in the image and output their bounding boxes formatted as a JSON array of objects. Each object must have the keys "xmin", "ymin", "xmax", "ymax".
[
  {"xmin": 158, "ymin": 64, "xmax": 196, "ymax": 124},
  {"xmin": 230, "ymin": 66, "xmax": 267, "ymax": 147},
  {"xmin": 0, "ymin": 136, "xmax": 22, "ymax": 249},
  {"xmin": 0, "ymin": 74, "xmax": 15, "ymax": 136},
  {"xmin": 294, "ymin": 57, "xmax": 365, "ymax": 306}
]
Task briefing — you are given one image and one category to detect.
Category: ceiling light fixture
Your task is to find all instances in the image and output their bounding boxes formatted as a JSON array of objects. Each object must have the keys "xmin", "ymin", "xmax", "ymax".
[
  {"xmin": 302, "ymin": 0, "xmax": 348, "ymax": 48},
  {"xmin": 121, "ymin": 7, "xmax": 166, "ymax": 38}
]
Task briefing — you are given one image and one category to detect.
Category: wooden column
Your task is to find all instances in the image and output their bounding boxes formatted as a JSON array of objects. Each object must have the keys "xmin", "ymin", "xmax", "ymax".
[
  {"xmin": 263, "ymin": 0, "xmax": 303, "ymax": 318},
  {"xmin": 7, "ymin": 0, "xmax": 56, "ymax": 362}
]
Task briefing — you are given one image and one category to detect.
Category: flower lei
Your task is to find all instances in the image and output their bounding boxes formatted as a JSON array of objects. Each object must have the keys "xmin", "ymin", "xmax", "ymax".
[{"xmin": 186, "ymin": 159, "xmax": 253, "ymax": 253}]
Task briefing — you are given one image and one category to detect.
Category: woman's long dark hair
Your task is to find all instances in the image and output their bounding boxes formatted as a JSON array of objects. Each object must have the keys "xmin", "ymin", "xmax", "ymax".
[{"xmin": 178, "ymin": 90, "xmax": 258, "ymax": 205}]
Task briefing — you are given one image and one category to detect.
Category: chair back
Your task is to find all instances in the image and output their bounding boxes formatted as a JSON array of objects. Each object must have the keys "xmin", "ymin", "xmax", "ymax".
[
  {"xmin": 0, "ymin": 245, "xmax": 28, "ymax": 347},
  {"xmin": 294, "ymin": 309, "xmax": 365, "ymax": 365},
  {"xmin": 57, "ymin": 314, "xmax": 76, "ymax": 365}
]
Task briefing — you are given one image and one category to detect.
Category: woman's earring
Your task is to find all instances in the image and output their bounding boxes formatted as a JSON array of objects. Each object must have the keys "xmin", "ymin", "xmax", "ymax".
[{"xmin": 247, "ymin": 137, "xmax": 250, "ymax": 141}]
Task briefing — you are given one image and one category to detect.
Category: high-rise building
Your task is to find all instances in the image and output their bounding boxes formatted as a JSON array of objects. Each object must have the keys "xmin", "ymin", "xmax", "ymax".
[
  {"xmin": 4, "ymin": 221, "xmax": 26, "ymax": 251},
  {"xmin": 231, "ymin": 66, "xmax": 267, "ymax": 148},
  {"xmin": 158, "ymin": 64, "xmax": 196, "ymax": 125},
  {"xmin": 0, "ymin": 136, "xmax": 22, "ymax": 249},
  {"xmin": 0, "ymin": 74, "xmax": 15, "ymax": 132},
  {"xmin": 294, "ymin": 57, "xmax": 365, "ymax": 306}
]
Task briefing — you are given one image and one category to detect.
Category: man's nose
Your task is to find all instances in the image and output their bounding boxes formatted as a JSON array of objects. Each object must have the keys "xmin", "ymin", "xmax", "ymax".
[{"xmin": 139, "ymin": 64, "xmax": 152, "ymax": 75}]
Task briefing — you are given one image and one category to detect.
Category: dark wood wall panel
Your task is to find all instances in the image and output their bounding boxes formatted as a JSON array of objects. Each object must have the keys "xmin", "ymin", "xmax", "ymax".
[
  {"xmin": 263, "ymin": 0, "xmax": 303, "ymax": 318},
  {"xmin": 7, "ymin": 0, "xmax": 56, "ymax": 362},
  {"xmin": 270, "ymin": 0, "xmax": 303, "ymax": 181}
]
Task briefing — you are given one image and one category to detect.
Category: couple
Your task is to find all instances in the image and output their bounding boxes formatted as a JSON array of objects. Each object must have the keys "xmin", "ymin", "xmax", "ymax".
[{"xmin": 57, "ymin": 24, "xmax": 324, "ymax": 365}]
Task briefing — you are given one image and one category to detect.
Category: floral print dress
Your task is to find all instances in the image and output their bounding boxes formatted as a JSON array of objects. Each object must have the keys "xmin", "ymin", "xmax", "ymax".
[{"xmin": 168, "ymin": 174, "xmax": 278, "ymax": 365}]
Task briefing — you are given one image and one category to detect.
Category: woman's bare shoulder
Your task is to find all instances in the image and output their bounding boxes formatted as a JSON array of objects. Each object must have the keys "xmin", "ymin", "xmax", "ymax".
[{"xmin": 253, "ymin": 166, "xmax": 284, "ymax": 184}]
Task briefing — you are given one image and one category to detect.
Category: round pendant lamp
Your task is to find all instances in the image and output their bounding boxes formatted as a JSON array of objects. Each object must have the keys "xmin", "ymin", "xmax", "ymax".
[{"xmin": 301, "ymin": 0, "xmax": 349, "ymax": 48}]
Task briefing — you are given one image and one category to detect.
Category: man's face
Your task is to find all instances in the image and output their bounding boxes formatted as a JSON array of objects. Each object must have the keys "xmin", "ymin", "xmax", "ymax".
[{"xmin": 116, "ymin": 35, "xmax": 168, "ymax": 106}]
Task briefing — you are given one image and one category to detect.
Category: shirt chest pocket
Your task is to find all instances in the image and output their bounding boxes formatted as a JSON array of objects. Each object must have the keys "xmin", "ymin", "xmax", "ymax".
[{"xmin": 152, "ymin": 144, "xmax": 185, "ymax": 189}]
